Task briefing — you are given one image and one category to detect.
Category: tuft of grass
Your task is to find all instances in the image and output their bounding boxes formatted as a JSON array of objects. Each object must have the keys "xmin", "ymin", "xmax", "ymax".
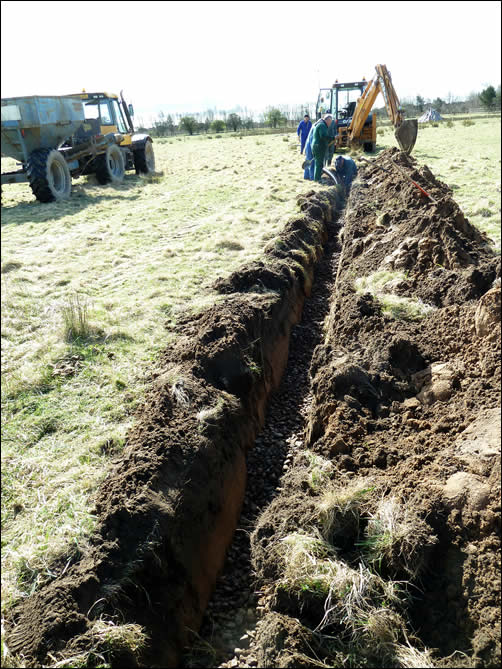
[
  {"xmin": 278, "ymin": 531, "xmax": 338, "ymax": 598},
  {"xmin": 354, "ymin": 272, "xmax": 436, "ymax": 321},
  {"xmin": 61, "ymin": 293, "xmax": 92, "ymax": 341},
  {"xmin": 378, "ymin": 294, "xmax": 436, "ymax": 321},
  {"xmin": 393, "ymin": 641, "xmax": 436, "ymax": 668},
  {"xmin": 357, "ymin": 497, "xmax": 437, "ymax": 579},
  {"xmin": 303, "ymin": 450, "xmax": 334, "ymax": 490},
  {"xmin": 316, "ymin": 481, "xmax": 375, "ymax": 544},
  {"xmin": 48, "ymin": 619, "xmax": 148, "ymax": 668}
]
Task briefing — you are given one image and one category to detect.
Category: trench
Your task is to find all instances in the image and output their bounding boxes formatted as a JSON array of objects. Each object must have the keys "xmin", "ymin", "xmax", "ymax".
[
  {"xmin": 183, "ymin": 215, "xmax": 342, "ymax": 667},
  {"xmin": 6, "ymin": 151, "xmax": 500, "ymax": 668}
]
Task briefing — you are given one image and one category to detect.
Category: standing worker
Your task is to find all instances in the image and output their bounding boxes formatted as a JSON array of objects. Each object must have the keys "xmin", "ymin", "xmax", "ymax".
[
  {"xmin": 311, "ymin": 114, "xmax": 333, "ymax": 182},
  {"xmin": 296, "ymin": 114, "xmax": 312, "ymax": 154},
  {"xmin": 302, "ymin": 126, "xmax": 315, "ymax": 180},
  {"xmin": 325, "ymin": 120, "xmax": 337, "ymax": 166},
  {"xmin": 334, "ymin": 155, "xmax": 358, "ymax": 194}
]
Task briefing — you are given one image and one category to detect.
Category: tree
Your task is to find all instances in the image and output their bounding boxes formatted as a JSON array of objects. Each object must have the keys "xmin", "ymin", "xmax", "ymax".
[
  {"xmin": 265, "ymin": 107, "xmax": 286, "ymax": 128},
  {"xmin": 226, "ymin": 113, "xmax": 242, "ymax": 132},
  {"xmin": 211, "ymin": 119, "xmax": 226, "ymax": 133},
  {"xmin": 166, "ymin": 114, "xmax": 175, "ymax": 136},
  {"xmin": 479, "ymin": 85, "xmax": 497, "ymax": 110},
  {"xmin": 432, "ymin": 97, "xmax": 444, "ymax": 112},
  {"xmin": 416, "ymin": 95, "xmax": 425, "ymax": 112},
  {"xmin": 179, "ymin": 116, "xmax": 197, "ymax": 135},
  {"xmin": 153, "ymin": 110, "xmax": 169, "ymax": 137}
]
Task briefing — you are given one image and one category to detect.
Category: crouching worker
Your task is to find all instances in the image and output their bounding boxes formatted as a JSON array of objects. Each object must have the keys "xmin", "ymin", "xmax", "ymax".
[
  {"xmin": 312, "ymin": 114, "xmax": 333, "ymax": 182},
  {"xmin": 334, "ymin": 155, "xmax": 358, "ymax": 194}
]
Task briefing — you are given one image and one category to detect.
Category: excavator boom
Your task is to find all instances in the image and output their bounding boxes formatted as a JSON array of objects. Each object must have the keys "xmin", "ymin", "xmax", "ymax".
[{"xmin": 349, "ymin": 64, "xmax": 417, "ymax": 153}]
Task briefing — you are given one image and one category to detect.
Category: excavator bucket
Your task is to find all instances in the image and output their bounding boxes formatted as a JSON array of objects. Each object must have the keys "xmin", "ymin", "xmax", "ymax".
[{"xmin": 395, "ymin": 119, "xmax": 418, "ymax": 154}]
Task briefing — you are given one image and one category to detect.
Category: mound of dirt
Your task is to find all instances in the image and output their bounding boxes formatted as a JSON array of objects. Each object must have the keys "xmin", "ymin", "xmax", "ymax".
[
  {"xmin": 4, "ymin": 189, "xmax": 341, "ymax": 668},
  {"xmin": 249, "ymin": 148, "xmax": 500, "ymax": 668}
]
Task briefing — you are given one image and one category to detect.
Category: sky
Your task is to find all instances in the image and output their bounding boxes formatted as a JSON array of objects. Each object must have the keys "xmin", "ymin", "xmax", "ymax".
[{"xmin": 1, "ymin": 0, "xmax": 501, "ymax": 123}]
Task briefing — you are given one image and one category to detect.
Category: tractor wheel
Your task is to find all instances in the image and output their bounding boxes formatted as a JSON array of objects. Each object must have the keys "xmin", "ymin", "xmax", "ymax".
[
  {"xmin": 134, "ymin": 138, "xmax": 155, "ymax": 175},
  {"xmin": 95, "ymin": 144, "xmax": 125, "ymax": 185},
  {"xmin": 26, "ymin": 149, "xmax": 72, "ymax": 203}
]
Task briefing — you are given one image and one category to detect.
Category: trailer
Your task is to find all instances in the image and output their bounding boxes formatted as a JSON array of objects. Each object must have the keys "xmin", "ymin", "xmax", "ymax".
[{"xmin": 1, "ymin": 92, "xmax": 155, "ymax": 203}]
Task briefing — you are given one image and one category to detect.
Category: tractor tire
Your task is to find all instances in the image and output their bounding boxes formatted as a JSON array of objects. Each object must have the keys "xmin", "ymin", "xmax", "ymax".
[
  {"xmin": 95, "ymin": 144, "xmax": 125, "ymax": 185},
  {"xmin": 133, "ymin": 138, "xmax": 155, "ymax": 175},
  {"xmin": 26, "ymin": 149, "xmax": 72, "ymax": 203}
]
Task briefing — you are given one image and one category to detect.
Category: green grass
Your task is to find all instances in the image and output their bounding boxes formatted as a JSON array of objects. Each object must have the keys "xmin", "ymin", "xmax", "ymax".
[{"xmin": 0, "ymin": 132, "xmax": 315, "ymax": 614}]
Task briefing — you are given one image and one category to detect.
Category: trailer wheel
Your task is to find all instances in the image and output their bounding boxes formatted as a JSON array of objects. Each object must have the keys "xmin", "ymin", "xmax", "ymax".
[
  {"xmin": 95, "ymin": 144, "xmax": 125, "ymax": 184},
  {"xmin": 26, "ymin": 149, "xmax": 72, "ymax": 203},
  {"xmin": 134, "ymin": 139, "xmax": 155, "ymax": 175}
]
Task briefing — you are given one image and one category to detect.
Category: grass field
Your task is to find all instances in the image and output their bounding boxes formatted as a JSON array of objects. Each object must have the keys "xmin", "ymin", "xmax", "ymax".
[{"xmin": 1, "ymin": 115, "xmax": 500, "ymax": 622}]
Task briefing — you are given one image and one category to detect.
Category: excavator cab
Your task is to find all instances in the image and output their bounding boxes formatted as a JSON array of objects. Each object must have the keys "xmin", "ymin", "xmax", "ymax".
[
  {"xmin": 316, "ymin": 81, "xmax": 367, "ymax": 124},
  {"xmin": 316, "ymin": 80, "xmax": 376, "ymax": 152},
  {"xmin": 315, "ymin": 66, "xmax": 417, "ymax": 154}
]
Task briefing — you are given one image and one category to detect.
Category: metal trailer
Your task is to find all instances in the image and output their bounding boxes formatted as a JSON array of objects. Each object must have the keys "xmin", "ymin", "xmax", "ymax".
[
  {"xmin": 1, "ymin": 96, "xmax": 87, "ymax": 201},
  {"xmin": 1, "ymin": 93, "xmax": 152, "ymax": 203}
]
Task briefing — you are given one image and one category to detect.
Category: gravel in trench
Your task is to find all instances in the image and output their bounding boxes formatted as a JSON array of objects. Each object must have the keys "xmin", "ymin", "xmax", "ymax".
[{"xmin": 183, "ymin": 216, "xmax": 342, "ymax": 668}]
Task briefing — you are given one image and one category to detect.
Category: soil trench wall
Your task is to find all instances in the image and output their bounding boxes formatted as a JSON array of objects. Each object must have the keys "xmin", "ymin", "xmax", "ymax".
[
  {"xmin": 248, "ymin": 148, "xmax": 501, "ymax": 669},
  {"xmin": 6, "ymin": 188, "xmax": 342, "ymax": 667}
]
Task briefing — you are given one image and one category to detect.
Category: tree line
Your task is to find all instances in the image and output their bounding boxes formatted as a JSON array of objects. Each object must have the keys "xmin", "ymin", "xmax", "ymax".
[
  {"xmin": 396, "ymin": 85, "xmax": 501, "ymax": 117},
  {"xmin": 139, "ymin": 85, "xmax": 500, "ymax": 137},
  {"xmin": 137, "ymin": 104, "xmax": 314, "ymax": 137}
]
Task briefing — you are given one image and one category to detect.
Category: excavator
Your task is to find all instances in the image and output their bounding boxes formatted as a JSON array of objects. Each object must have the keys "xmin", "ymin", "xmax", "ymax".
[{"xmin": 315, "ymin": 64, "xmax": 418, "ymax": 154}]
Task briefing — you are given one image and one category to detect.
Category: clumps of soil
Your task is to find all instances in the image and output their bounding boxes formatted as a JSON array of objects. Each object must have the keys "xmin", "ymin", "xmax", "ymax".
[
  {"xmin": 4, "ymin": 188, "xmax": 342, "ymax": 668},
  {"xmin": 248, "ymin": 148, "xmax": 500, "ymax": 668}
]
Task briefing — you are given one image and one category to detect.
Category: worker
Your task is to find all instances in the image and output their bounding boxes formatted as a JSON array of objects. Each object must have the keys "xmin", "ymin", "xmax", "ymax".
[
  {"xmin": 325, "ymin": 120, "xmax": 337, "ymax": 166},
  {"xmin": 311, "ymin": 114, "xmax": 333, "ymax": 182},
  {"xmin": 296, "ymin": 114, "xmax": 312, "ymax": 154},
  {"xmin": 334, "ymin": 155, "xmax": 358, "ymax": 193},
  {"xmin": 302, "ymin": 126, "xmax": 315, "ymax": 180}
]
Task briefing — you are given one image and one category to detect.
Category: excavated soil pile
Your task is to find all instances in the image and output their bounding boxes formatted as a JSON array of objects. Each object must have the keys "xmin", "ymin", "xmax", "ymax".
[
  {"xmin": 250, "ymin": 148, "xmax": 500, "ymax": 668},
  {"xmin": 4, "ymin": 189, "xmax": 341, "ymax": 668}
]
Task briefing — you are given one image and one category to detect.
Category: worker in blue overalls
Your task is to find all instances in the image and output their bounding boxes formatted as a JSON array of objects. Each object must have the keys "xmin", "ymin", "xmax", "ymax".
[
  {"xmin": 303, "ymin": 126, "xmax": 315, "ymax": 180},
  {"xmin": 296, "ymin": 114, "xmax": 312, "ymax": 154}
]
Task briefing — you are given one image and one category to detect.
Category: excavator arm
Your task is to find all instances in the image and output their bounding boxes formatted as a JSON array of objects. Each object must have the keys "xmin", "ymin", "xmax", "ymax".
[{"xmin": 348, "ymin": 64, "xmax": 417, "ymax": 153}]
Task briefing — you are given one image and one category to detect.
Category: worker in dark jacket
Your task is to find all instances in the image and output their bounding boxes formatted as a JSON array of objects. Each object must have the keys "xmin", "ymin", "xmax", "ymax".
[
  {"xmin": 296, "ymin": 114, "xmax": 312, "ymax": 154},
  {"xmin": 334, "ymin": 155, "xmax": 358, "ymax": 193},
  {"xmin": 311, "ymin": 114, "xmax": 333, "ymax": 182},
  {"xmin": 325, "ymin": 120, "xmax": 337, "ymax": 166}
]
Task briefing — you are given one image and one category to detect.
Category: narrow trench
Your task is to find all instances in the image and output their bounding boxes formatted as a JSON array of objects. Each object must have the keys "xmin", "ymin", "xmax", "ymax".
[{"xmin": 184, "ymin": 217, "xmax": 342, "ymax": 668}]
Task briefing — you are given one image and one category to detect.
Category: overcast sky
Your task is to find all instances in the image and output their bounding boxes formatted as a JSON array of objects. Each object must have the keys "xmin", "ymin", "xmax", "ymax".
[{"xmin": 1, "ymin": 0, "xmax": 501, "ymax": 122}]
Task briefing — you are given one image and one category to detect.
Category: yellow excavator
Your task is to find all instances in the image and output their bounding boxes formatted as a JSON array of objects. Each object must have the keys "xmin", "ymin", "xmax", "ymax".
[{"xmin": 315, "ymin": 64, "xmax": 418, "ymax": 154}]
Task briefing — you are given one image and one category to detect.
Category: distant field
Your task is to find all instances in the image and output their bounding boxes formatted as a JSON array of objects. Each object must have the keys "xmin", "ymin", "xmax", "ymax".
[{"xmin": 1, "ymin": 116, "xmax": 500, "ymax": 618}]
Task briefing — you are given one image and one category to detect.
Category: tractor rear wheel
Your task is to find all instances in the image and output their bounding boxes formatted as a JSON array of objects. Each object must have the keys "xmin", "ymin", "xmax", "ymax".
[
  {"xmin": 95, "ymin": 144, "xmax": 125, "ymax": 185},
  {"xmin": 134, "ymin": 138, "xmax": 155, "ymax": 175},
  {"xmin": 26, "ymin": 149, "xmax": 72, "ymax": 203}
]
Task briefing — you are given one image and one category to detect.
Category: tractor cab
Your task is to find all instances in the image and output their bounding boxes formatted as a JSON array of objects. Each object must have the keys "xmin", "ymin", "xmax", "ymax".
[{"xmin": 64, "ymin": 92, "xmax": 135, "ymax": 147}]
